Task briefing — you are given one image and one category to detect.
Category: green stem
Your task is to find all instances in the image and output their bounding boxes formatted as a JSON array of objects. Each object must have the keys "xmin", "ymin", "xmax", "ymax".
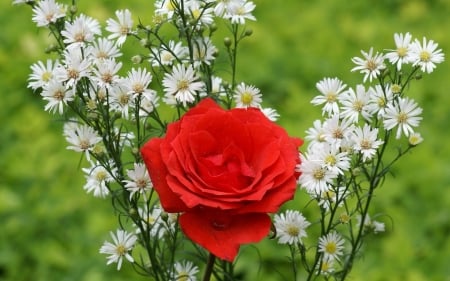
[{"xmin": 202, "ymin": 253, "xmax": 216, "ymax": 281}]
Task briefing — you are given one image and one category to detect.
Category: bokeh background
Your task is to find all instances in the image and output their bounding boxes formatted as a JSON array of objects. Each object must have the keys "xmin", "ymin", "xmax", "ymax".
[{"xmin": 1, "ymin": 0, "xmax": 449, "ymax": 280}]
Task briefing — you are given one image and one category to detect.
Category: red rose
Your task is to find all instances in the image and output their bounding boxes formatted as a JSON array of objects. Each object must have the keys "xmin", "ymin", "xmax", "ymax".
[{"xmin": 141, "ymin": 98, "xmax": 302, "ymax": 261}]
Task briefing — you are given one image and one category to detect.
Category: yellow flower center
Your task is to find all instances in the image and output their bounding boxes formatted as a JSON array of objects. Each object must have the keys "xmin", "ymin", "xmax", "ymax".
[
  {"xmin": 42, "ymin": 71, "xmax": 53, "ymax": 82},
  {"xmin": 95, "ymin": 170, "xmax": 108, "ymax": 181},
  {"xmin": 68, "ymin": 68, "xmax": 79, "ymax": 80},
  {"xmin": 360, "ymin": 139, "xmax": 371, "ymax": 150},
  {"xmin": 325, "ymin": 242, "xmax": 337, "ymax": 254},
  {"xmin": 177, "ymin": 272, "xmax": 189, "ymax": 281},
  {"xmin": 366, "ymin": 59, "xmax": 377, "ymax": 71},
  {"xmin": 53, "ymin": 90, "xmax": 65, "ymax": 101},
  {"xmin": 332, "ymin": 128, "xmax": 343, "ymax": 139},
  {"xmin": 391, "ymin": 84, "xmax": 402, "ymax": 94},
  {"xmin": 313, "ymin": 168, "xmax": 325, "ymax": 180},
  {"xmin": 241, "ymin": 92, "xmax": 254, "ymax": 105},
  {"xmin": 419, "ymin": 51, "xmax": 431, "ymax": 62},
  {"xmin": 116, "ymin": 244, "xmax": 126, "ymax": 256},
  {"xmin": 352, "ymin": 100, "xmax": 364, "ymax": 112},
  {"xmin": 397, "ymin": 112, "xmax": 408, "ymax": 124},
  {"xmin": 397, "ymin": 47, "xmax": 408, "ymax": 57},
  {"xmin": 132, "ymin": 83, "xmax": 144, "ymax": 94},
  {"xmin": 326, "ymin": 92, "xmax": 337, "ymax": 103},
  {"xmin": 177, "ymin": 79, "xmax": 190, "ymax": 92},
  {"xmin": 324, "ymin": 155, "xmax": 336, "ymax": 166},
  {"xmin": 286, "ymin": 225, "xmax": 300, "ymax": 237}
]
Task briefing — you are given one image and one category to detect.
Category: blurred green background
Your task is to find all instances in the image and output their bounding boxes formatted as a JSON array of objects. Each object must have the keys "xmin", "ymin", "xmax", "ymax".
[{"xmin": 1, "ymin": 0, "xmax": 449, "ymax": 280}]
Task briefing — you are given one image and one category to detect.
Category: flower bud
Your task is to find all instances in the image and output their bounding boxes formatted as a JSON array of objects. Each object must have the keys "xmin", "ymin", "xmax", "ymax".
[
  {"xmin": 224, "ymin": 37, "xmax": 232, "ymax": 47},
  {"xmin": 140, "ymin": 38, "xmax": 150, "ymax": 48},
  {"xmin": 129, "ymin": 207, "xmax": 139, "ymax": 220},
  {"xmin": 415, "ymin": 73, "xmax": 422, "ymax": 80},
  {"xmin": 244, "ymin": 29, "xmax": 253, "ymax": 37},
  {"xmin": 131, "ymin": 55, "xmax": 143, "ymax": 64},
  {"xmin": 69, "ymin": 5, "xmax": 77, "ymax": 15},
  {"xmin": 131, "ymin": 147, "xmax": 140, "ymax": 156},
  {"xmin": 45, "ymin": 44, "xmax": 58, "ymax": 54},
  {"xmin": 408, "ymin": 132, "xmax": 423, "ymax": 146},
  {"xmin": 209, "ymin": 23, "xmax": 218, "ymax": 32}
]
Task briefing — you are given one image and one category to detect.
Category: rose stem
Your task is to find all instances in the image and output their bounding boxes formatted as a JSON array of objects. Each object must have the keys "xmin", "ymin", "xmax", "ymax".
[{"xmin": 202, "ymin": 252, "xmax": 216, "ymax": 281}]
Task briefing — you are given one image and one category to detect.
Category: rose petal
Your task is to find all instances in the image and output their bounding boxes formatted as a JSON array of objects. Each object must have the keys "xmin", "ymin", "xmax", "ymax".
[
  {"xmin": 179, "ymin": 208, "xmax": 271, "ymax": 261},
  {"xmin": 141, "ymin": 138, "xmax": 188, "ymax": 212}
]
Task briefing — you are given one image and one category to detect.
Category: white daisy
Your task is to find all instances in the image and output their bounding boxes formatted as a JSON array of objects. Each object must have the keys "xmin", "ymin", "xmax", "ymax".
[
  {"xmin": 61, "ymin": 14, "xmax": 101, "ymax": 49},
  {"xmin": 192, "ymin": 37, "xmax": 217, "ymax": 68},
  {"xmin": 88, "ymin": 38, "xmax": 122, "ymax": 63},
  {"xmin": 214, "ymin": 0, "xmax": 242, "ymax": 17},
  {"xmin": 154, "ymin": 0, "xmax": 179, "ymax": 19},
  {"xmin": 233, "ymin": 82, "xmax": 262, "ymax": 108},
  {"xmin": 305, "ymin": 119, "xmax": 326, "ymax": 148},
  {"xmin": 316, "ymin": 186, "xmax": 349, "ymax": 210},
  {"xmin": 408, "ymin": 132, "xmax": 423, "ymax": 146},
  {"xmin": 351, "ymin": 124, "xmax": 384, "ymax": 162},
  {"xmin": 351, "ymin": 47, "xmax": 386, "ymax": 82},
  {"xmin": 274, "ymin": 210, "xmax": 311, "ymax": 245},
  {"xmin": 64, "ymin": 123, "xmax": 102, "ymax": 161},
  {"xmin": 151, "ymin": 40, "xmax": 188, "ymax": 67},
  {"xmin": 409, "ymin": 37, "xmax": 445, "ymax": 74},
  {"xmin": 139, "ymin": 93, "xmax": 160, "ymax": 118},
  {"xmin": 106, "ymin": 9, "xmax": 134, "ymax": 47},
  {"xmin": 322, "ymin": 115, "xmax": 354, "ymax": 148},
  {"xmin": 339, "ymin": 84, "xmax": 372, "ymax": 123},
  {"xmin": 173, "ymin": 260, "xmax": 199, "ymax": 281},
  {"xmin": 124, "ymin": 163, "xmax": 152, "ymax": 200},
  {"xmin": 383, "ymin": 97, "xmax": 423, "ymax": 139},
  {"xmin": 82, "ymin": 161, "xmax": 116, "ymax": 198},
  {"xmin": 297, "ymin": 154, "xmax": 338, "ymax": 194},
  {"xmin": 41, "ymin": 80, "xmax": 74, "ymax": 114},
  {"xmin": 31, "ymin": 0, "xmax": 66, "ymax": 27},
  {"xmin": 312, "ymin": 77, "xmax": 347, "ymax": 116},
  {"xmin": 318, "ymin": 231, "xmax": 345, "ymax": 261},
  {"xmin": 186, "ymin": 1, "xmax": 215, "ymax": 27},
  {"xmin": 122, "ymin": 67, "xmax": 154, "ymax": 99},
  {"xmin": 91, "ymin": 59, "xmax": 122, "ymax": 90},
  {"xmin": 385, "ymin": 32, "xmax": 413, "ymax": 70},
  {"xmin": 109, "ymin": 85, "xmax": 134, "ymax": 120},
  {"xmin": 260, "ymin": 107, "xmax": 280, "ymax": 122},
  {"xmin": 367, "ymin": 84, "xmax": 394, "ymax": 118},
  {"xmin": 162, "ymin": 64, "xmax": 205, "ymax": 106},
  {"xmin": 317, "ymin": 256, "xmax": 335, "ymax": 276},
  {"xmin": 54, "ymin": 48, "xmax": 92, "ymax": 89},
  {"xmin": 311, "ymin": 142, "xmax": 350, "ymax": 175},
  {"xmin": 224, "ymin": 1, "xmax": 256, "ymax": 24},
  {"xmin": 28, "ymin": 59, "xmax": 60, "ymax": 90},
  {"xmin": 99, "ymin": 229, "xmax": 137, "ymax": 270},
  {"xmin": 137, "ymin": 205, "xmax": 176, "ymax": 238},
  {"xmin": 357, "ymin": 214, "xmax": 385, "ymax": 234}
]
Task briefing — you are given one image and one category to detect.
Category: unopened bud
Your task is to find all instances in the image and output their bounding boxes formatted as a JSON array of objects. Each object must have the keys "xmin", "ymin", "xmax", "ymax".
[
  {"xmin": 415, "ymin": 73, "xmax": 422, "ymax": 80},
  {"xmin": 129, "ymin": 208, "xmax": 139, "ymax": 219},
  {"xmin": 224, "ymin": 37, "xmax": 232, "ymax": 47},
  {"xmin": 45, "ymin": 44, "xmax": 58, "ymax": 54},
  {"xmin": 69, "ymin": 5, "xmax": 77, "ymax": 15},
  {"xmin": 140, "ymin": 38, "xmax": 150, "ymax": 48},
  {"xmin": 244, "ymin": 28, "xmax": 253, "ymax": 37},
  {"xmin": 131, "ymin": 147, "xmax": 140, "ymax": 155},
  {"xmin": 131, "ymin": 55, "xmax": 143, "ymax": 64},
  {"xmin": 209, "ymin": 23, "xmax": 218, "ymax": 32}
]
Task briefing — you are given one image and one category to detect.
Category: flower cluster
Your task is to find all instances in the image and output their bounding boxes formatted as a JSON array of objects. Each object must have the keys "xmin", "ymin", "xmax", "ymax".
[
  {"xmin": 273, "ymin": 32, "xmax": 443, "ymax": 278},
  {"xmin": 15, "ymin": 0, "xmax": 444, "ymax": 280}
]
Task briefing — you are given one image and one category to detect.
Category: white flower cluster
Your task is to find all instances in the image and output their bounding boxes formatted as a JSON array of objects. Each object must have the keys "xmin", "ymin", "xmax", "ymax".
[
  {"xmin": 273, "ymin": 33, "xmax": 443, "ymax": 277},
  {"xmin": 16, "ymin": 0, "xmax": 268, "ymax": 275},
  {"xmin": 300, "ymin": 33, "xmax": 444, "ymax": 196}
]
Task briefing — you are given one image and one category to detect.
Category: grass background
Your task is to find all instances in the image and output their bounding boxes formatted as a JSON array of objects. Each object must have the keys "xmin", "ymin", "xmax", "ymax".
[{"xmin": 1, "ymin": 0, "xmax": 449, "ymax": 280}]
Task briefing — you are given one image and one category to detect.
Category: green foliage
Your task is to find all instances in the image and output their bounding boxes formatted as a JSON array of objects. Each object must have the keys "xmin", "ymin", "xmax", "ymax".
[{"xmin": 1, "ymin": 0, "xmax": 449, "ymax": 280}]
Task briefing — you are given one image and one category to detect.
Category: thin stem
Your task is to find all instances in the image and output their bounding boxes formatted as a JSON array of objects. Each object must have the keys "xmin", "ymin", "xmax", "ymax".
[{"xmin": 202, "ymin": 253, "xmax": 216, "ymax": 281}]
